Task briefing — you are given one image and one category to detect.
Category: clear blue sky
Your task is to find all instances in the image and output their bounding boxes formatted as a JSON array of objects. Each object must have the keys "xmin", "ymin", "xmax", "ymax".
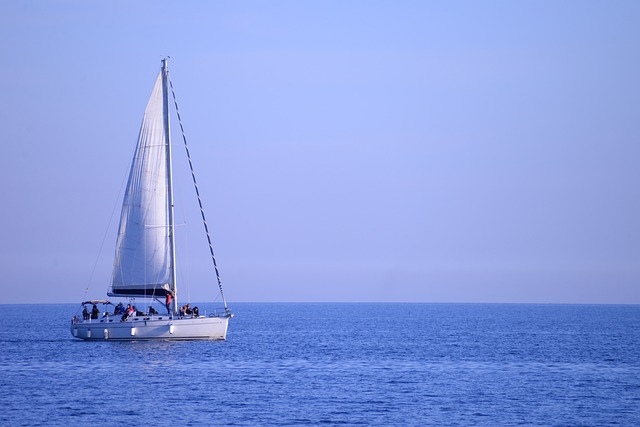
[{"xmin": 1, "ymin": 1, "xmax": 639, "ymax": 304}]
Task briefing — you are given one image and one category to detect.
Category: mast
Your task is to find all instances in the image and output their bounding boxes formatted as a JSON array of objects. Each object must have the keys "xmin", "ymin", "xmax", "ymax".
[{"xmin": 162, "ymin": 57, "xmax": 178, "ymax": 315}]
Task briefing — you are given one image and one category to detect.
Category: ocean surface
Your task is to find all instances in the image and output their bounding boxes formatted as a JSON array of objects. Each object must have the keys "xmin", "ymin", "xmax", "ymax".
[{"xmin": 1, "ymin": 303, "xmax": 639, "ymax": 426}]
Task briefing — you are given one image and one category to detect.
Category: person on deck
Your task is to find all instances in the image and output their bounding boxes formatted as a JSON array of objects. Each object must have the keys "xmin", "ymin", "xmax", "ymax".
[
  {"xmin": 114, "ymin": 302, "xmax": 124, "ymax": 315},
  {"xmin": 82, "ymin": 306, "xmax": 90, "ymax": 320},
  {"xmin": 165, "ymin": 293, "xmax": 172, "ymax": 315},
  {"xmin": 192, "ymin": 306, "xmax": 199, "ymax": 317},
  {"xmin": 121, "ymin": 304, "xmax": 133, "ymax": 322},
  {"xmin": 91, "ymin": 304, "xmax": 100, "ymax": 320},
  {"xmin": 148, "ymin": 306, "xmax": 158, "ymax": 315}
]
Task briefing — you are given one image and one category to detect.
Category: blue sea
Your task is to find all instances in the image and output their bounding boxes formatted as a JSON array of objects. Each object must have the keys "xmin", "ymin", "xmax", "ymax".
[{"xmin": 1, "ymin": 303, "xmax": 639, "ymax": 426}]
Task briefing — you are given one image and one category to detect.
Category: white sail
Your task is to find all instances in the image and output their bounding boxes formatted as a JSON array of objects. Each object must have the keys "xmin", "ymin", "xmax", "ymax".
[{"xmin": 110, "ymin": 70, "xmax": 173, "ymax": 297}]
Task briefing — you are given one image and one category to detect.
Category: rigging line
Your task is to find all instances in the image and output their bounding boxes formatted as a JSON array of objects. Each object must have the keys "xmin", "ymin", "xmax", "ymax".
[
  {"xmin": 167, "ymin": 75, "xmax": 229, "ymax": 312},
  {"xmin": 84, "ymin": 158, "xmax": 131, "ymax": 299}
]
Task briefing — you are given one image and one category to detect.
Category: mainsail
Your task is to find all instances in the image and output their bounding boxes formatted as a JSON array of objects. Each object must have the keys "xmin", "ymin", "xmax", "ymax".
[{"xmin": 110, "ymin": 67, "xmax": 174, "ymax": 297}]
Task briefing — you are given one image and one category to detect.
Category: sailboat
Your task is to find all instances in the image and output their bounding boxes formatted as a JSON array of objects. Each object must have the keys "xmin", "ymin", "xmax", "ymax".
[{"xmin": 71, "ymin": 58, "xmax": 232, "ymax": 340}]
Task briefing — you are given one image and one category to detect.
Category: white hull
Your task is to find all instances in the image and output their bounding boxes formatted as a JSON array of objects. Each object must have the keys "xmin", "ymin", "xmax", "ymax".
[{"xmin": 71, "ymin": 315, "xmax": 229, "ymax": 341}]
